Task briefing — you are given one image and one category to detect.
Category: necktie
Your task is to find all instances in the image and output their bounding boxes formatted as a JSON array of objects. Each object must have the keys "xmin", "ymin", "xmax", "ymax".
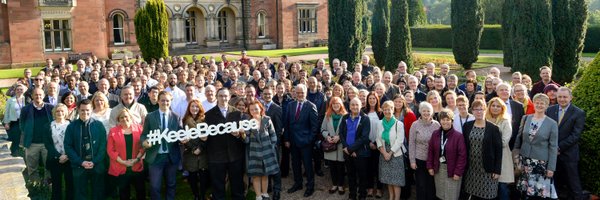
[
  {"xmin": 161, "ymin": 113, "xmax": 167, "ymax": 152},
  {"xmin": 558, "ymin": 108, "xmax": 565, "ymax": 124},
  {"xmin": 295, "ymin": 102, "xmax": 302, "ymax": 120}
]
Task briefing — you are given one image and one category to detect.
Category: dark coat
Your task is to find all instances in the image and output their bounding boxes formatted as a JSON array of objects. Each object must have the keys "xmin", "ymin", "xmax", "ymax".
[
  {"xmin": 140, "ymin": 110, "xmax": 182, "ymax": 165},
  {"xmin": 283, "ymin": 100, "xmax": 319, "ymax": 147},
  {"xmin": 339, "ymin": 113, "xmax": 371, "ymax": 158},
  {"xmin": 204, "ymin": 106, "xmax": 244, "ymax": 164},
  {"xmin": 63, "ymin": 118, "xmax": 107, "ymax": 173},
  {"xmin": 19, "ymin": 103, "xmax": 54, "ymax": 148},
  {"xmin": 546, "ymin": 104, "xmax": 585, "ymax": 161},
  {"xmin": 265, "ymin": 102, "xmax": 283, "ymax": 137},
  {"xmin": 462, "ymin": 121, "xmax": 503, "ymax": 174},
  {"xmin": 508, "ymin": 99, "xmax": 525, "ymax": 149}
]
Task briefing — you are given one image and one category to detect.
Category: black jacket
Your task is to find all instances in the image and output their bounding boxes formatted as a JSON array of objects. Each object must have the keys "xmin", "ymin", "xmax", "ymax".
[
  {"xmin": 204, "ymin": 106, "xmax": 244, "ymax": 164},
  {"xmin": 462, "ymin": 121, "xmax": 503, "ymax": 174}
]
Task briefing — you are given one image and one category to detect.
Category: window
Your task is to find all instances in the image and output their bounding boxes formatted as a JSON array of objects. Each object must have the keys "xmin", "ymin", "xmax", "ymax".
[
  {"xmin": 43, "ymin": 19, "xmax": 71, "ymax": 52},
  {"xmin": 257, "ymin": 12, "xmax": 266, "ymax": 38},
  {"xmin": 298, "ymin": 8, "xmax": 316, "ymax": 33},
  {"xmin": 218, "ymin": 10, "xmax": 228, "ymax": 42},
  {"xmin": 185, "ymin": 10, "xmax": 197, "ymax": 44},
  {"xmin": 113, "ymin": 14, "xmax": 125, "ymax": 45}
]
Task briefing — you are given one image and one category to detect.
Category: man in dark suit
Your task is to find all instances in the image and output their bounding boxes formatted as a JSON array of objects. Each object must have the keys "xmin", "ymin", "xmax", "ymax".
[
  {"xmin": 496, "ymin": 83, "xmax": 525, "ymax": 149},
  {"xmin": 284, "ymin": 84, "xmax": 319, "ymax": 197},
  {"xmin": 141, "ymin": 91, "xmax": 182, "ymax": 200},
  {"xmin": 63, "ymin": 100, "xmax": 107, "ymax": 200},
  {"xmin": 205, "ymin": 88, "xmax": 245, "ymax": 200},
  {"xmin": 546, "ymin": 87, "xmax": 586, "ymax": 200},
  {"xmin": 262, "ymin": 88, "xmax": 283, "ymax": 200}
]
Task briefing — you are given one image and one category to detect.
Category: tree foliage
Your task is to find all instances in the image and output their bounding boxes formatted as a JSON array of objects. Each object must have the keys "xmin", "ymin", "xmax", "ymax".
[
  {"xmin": 572, "ymin": 52, "xmax": 600, "ymax": 195},
  {"xmin": 371, "ymin": 0, "xmax": 390, "ymax": 68},
  {"xmin": 552, "ymin": 0, "xmax": 588, "ymax": 84},
  {"xmin": 409, "ymin": 0, "xmax": 427, "ymax": 26},
  {"xmin": 328, "ymin": 0, "xmax": 367, "ymax": 69},
  {"xmin": 451, "ymin": 0, "xmax": 484, "ymax": 69},
  {"xmin": 511, "ymin": 0, "xmax": 554, "ymax": 80},
  {"xmin": 502, "ymin": 0, "xmax": 515, "ymax": 67},
  {"xmin": 134, "ymin": 0, "xmax": 169, "ymax": 61},
  {"xmin": 386, "ymin": 0, "xmax": 414, "ymax": 72}
]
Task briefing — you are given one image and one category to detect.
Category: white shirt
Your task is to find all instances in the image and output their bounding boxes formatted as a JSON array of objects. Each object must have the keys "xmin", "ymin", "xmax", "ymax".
[
  {"xmin": 51, "ymin": 121, "xmax": 70, "ymax": 154},
  {"xmin": 164, "ymin": 86, "xmax": 186, "ymax": 103},
  {"xmin": 453, "ymin": 114, "xmax": 475, "ymax": 134},
  {"xmin": 173, "ymin": 98, "xmax": 191, "ymax": 118},
  {"xmin": 202, "ymin": 100, "xmax": 217, "ymax": 113},
  {"xmin": 504, "ymin": 99, "xmax": 513, "ymax": 119},
  {"xmin": 91, "ymin": 108, "xmax": 112, "ymax": 135}
]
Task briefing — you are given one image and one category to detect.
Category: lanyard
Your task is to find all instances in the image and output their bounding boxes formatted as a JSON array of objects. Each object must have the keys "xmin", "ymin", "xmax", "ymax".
[{"xmin": 441, "ymin": 133, "xmax": 448, "ymax": 155}]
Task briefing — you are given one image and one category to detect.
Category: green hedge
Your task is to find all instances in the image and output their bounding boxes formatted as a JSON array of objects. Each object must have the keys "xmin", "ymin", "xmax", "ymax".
[{"xmin": 411, "ymin": 25, "xmax": 600, "ymax": 53}]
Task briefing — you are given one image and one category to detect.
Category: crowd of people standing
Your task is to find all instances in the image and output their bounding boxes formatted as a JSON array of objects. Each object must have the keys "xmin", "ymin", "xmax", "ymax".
[{"xmin": 2, "ymin": 51, "xmax": 588, "ymax": 200}]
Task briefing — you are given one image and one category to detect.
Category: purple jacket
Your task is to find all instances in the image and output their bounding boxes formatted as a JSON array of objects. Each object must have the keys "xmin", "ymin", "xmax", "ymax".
[{"xmin": 426, "ymin": 128, "xmax": 467, "ymax": 177}]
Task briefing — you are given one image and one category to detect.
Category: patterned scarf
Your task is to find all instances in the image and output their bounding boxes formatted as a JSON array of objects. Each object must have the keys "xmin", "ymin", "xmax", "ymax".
[{"xmin": 382, "ymin": 116, "xmax": 397, "ymax": 145}]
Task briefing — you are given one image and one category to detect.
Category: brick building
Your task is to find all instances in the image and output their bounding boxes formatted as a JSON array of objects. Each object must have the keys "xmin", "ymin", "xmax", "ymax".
[{"xmin": 0, "ymin": 0, "xmax": 328, "ymax": 68}]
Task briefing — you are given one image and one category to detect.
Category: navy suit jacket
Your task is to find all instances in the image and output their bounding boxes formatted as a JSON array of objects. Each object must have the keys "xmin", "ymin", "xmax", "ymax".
[
  {"xmin": 265, "ymin": 102, "xmax": 283, "ymax": 137},
  {"xmin": 546, "ymin": 104, "xmax": 585, "ymax": 161},
  {"xmin": 140, "ymin": 110, "xmax": 182, "ymax": 165},
  {"xmin": 284, "ymin": 100, "xmax": 318, "ymax": 147},
  {"xmin": 509, "ymin": 99, "xmax": 525, "ymax": 150}
]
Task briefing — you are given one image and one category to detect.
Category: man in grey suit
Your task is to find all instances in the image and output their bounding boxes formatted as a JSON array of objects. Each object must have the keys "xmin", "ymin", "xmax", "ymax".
[
  {"xmin": 546, "ymin": 87, "xmax": 587, "ymax": 200},
  {"xmin": 141, "ymin": 91, "xmax": 182, "ymax": 200},
  {"xmin": 262, "ymin": 88, "xmax": 283, "ymax": 200}
]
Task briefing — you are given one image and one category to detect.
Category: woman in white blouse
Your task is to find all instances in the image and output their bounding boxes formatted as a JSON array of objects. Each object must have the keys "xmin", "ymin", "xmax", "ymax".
[
  {"xmin": 91, "ymin": 92, "xmax": 112, "ymax": 134},
  {"xmin": 43, "ymin": 103, "xmax": 73, "ymax": 200},
  {"xmin": 3, "ymin": 83, "xmax": 27, "ymax": 155}
]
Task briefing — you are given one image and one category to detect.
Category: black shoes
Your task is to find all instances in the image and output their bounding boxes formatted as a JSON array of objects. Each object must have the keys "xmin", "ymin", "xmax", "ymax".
[
  {"xmin": 287, "ymin": 185, "xmax": 303, "ymax": 193},
  {"xmin": 315, "ymin": 170, "xmax": 325, "ymax": 177},
  {"xmin": 303, "ymin": 189, "xmax": 314, "ymax": 197},
  {"xmin": 272, "ymin": 191, "xmax": 280, "ymax": 200}
]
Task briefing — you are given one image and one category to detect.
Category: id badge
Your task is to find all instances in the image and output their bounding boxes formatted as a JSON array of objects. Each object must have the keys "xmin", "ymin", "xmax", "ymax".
[{"xmin": 439, "ymin": 156, "xmax": 446, "ymax": 163}]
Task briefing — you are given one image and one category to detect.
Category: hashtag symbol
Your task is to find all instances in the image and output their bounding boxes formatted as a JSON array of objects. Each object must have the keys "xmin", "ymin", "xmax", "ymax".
[{"xmin": 147, "ymin": 129, "xmax": 161, "ymax": 146}]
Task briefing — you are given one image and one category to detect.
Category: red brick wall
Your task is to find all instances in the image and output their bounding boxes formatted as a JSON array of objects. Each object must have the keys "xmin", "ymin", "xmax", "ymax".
[
  {"xmin": 279, "ymin": 0, "xmax": 328, "ymax": 49},
  {"xmin": 248, "ymin": 0, "xmax": 277, "ymax": 49},
  {"xmin": 71, "ymin": 0, "xmax": 108, "ymax": 59},
  {"xmin": 6, "ymin": 0, "xmax": 44, "ymax": 65},
  {"xmin": 105, "ymin": 0, "xmax": 139, "ymax": 58},
  {"xmin": 0, "ymin": 3, "xmax": 11, "ymax": 66}
]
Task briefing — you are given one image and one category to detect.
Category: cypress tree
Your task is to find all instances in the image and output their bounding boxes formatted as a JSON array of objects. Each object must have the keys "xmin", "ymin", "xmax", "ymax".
[
  {"xmin": 386, "ymin": 0, "xmax": 413, "ymax": 72},
  {"xmin": 134, "ymin": 0, "xmax": 169, "ymax": 61},
  {"xmin": 328, "ymin": 0, "xmax": 366, "ymax": 70},
  {"xmin": 512, "ymin": 0, "xmax": 554, "ymax": 80},
  {"xmin": 371, "ymin": 0, "xmax": 390, "ymax": 68},
  {"xmin": 552, "ymin": 0, "xmax": 588, "ymax": 84},
  {"xmin": 409, "ymin": 0, "xmax": 427, "ymax": 26},
  {"xmin": 451, "ymin": 0, "xmax": 484, "ymax": 69},
  {"xmin": 502, "ymin": 0, "xmax": 515, "ymax": 67}
]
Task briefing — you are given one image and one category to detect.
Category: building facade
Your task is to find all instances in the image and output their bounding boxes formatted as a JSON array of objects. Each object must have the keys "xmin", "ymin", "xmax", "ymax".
[{"xmin": 0, "ymin": 0, "xmax": 328, "ymax": 67}]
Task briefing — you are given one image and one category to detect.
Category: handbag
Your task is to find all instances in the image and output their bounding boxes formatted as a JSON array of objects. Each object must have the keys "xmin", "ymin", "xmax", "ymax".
[{"xmin": 321, "ymin": 130, "xmax": 338, "ymax": 152}]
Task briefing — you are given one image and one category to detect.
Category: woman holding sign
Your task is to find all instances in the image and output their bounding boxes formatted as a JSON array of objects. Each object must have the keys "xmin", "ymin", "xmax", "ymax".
[
  {"xmin": 181, "ymin": 99, "xmax": 209, "ymax": 200},
  {"xmin": 243, "ymin": 101, "xmax": 279, "ymax": 200}
]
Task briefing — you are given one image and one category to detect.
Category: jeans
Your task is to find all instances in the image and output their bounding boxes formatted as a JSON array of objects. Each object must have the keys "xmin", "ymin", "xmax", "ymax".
[
  {"xmin": 498, "ymin": 182, "xmax": 510, "ymax": 200},
  {"xmin": 148, "ymin": 154, "xmax": 178, "ymax": 200}
]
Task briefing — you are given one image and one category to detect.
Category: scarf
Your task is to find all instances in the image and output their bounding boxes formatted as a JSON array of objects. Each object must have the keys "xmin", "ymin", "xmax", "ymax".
[
  {"xmin": 331, "ymin": 114, "xmax": 342, "ymax": 132},
  {"xmin": 382, "ymin": 116, "xmax": 397, "ymax": 145}
]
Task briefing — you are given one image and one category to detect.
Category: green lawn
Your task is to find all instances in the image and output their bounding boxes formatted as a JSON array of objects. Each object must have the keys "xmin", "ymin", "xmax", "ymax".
[
  {"xmin": 226, "ymin": 47, "xmax": 329, "ymax": 57},
  {"xmin": 0, "ymin": 67, "xmax": 43, "ymax": 79},
  {"xmin": 413, "ymin": 47, "xmax": 504, "ymax": 54}
]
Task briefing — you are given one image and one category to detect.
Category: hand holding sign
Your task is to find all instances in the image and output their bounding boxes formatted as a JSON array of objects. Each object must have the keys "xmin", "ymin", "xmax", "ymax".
[{"xmin": 146, "ymin": 119, "xmax": 259, "ymax": 146}]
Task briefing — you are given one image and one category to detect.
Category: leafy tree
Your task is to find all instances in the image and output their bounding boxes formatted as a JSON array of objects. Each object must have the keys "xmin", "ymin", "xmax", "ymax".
[
  {"xmin": 511, "ymin": 0, "xmax": 554, "ymax": 80},
  {"xmin": 371, "ymin": 0, "xmax": 390, "ymax": 67},
  {"xmin": 502, "ymin": 0, "xmax": 515, "ymax": 67},
  {"xmin": 552, "ymin": 0, "xmax": 588, "ymax": 84},
  {"xmin": 386, "ymin": 0, "xmax": 413, "ymax": 71},
  {"xmin": 481, "ymin": 0, "xmax": 504, "ymax": 24},
  {"xmin": 134, "ymin": 0, "xmax": 169, "ymax": 61},
  {"xmin": 426, "ymin": 0, "xmax": 451, "ymax": 24},
  {"xmin": 451, "ymin": 0, "xmax": 484, "ymax": 69},
  {"xmin": 409, "ymin": 0, "xmax": 427, "ymax": 26},
  {"xmin": 328, "ymin": 0, "xmax": 367, "ymax": 69}
]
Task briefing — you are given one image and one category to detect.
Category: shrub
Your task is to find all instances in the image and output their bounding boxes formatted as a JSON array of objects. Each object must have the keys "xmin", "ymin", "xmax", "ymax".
[
  {"xmin": 134, "ymin": 0, "xmax": 169, "ymax": 61},
  {"xmin": 411, "ymin": 25, "xmax": 503, "ymax": 50},
  {"xmin": 386, "ymin": 0, "xmax": 413, "ymax": 72},
  {"xmin": 371, "ymin": 0, "xmax": 390, "ymax": 68},
  {"xmin": 572, "ymin": 51, "xmax": 600, "ymax": 195},
  {"xmin": 552, "ymin": 0, "xmax": 588, "ymax": 84},
  {"xmin": 0, "ymin": 93, "xmax": 7, "ymax": 120},
  {"xmin": 584, "ymin": 26, "xmax": 600, "ymax": 53},
  {"xmin": 451, "ymin": 0, "xmax": 484, "ymax": 69},
  {"xmin": 328, "ymin": 0, "xmax": 366, "ymax": 70}
]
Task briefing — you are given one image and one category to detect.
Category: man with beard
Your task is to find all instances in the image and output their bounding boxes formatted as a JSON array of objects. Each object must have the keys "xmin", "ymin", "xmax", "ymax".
[
  {"xmin": 164, "ymin": 74, "xmax": 186, "ymax": 108},
  {"xmin": 109, "ymin": 86, "xmax": 148, "ymax": 128}
]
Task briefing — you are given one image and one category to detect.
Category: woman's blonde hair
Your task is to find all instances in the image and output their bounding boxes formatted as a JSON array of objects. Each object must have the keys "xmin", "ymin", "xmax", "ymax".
[
  {"xmin": 486, "ymin": 97, "xmax": 510, "ymax": 124},
  {"xmin": 52, "ymin": 103, "xmax": 68, "ymax": 119},
  {"xmin": 91, "ymin": 92, "xmax": 109, "ymax": 110}
]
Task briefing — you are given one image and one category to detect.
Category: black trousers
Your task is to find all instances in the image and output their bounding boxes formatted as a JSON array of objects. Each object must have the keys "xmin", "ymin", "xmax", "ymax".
[
  {"xmin": 345, "ymin": 155, "xmax": 369, "ymax": 199},
  {"xmin": 367, "ymin": 149, "xmax": 384, "ymax": 190},
  {"xmin": 555, "ymin": 158, "xmax": 586, "ymax": 200},
  {"xmin": 401, "ymin": 163, "xmax": 415, "ymax": 199},
  {"xmin": 280, "ymin": 142, "xmax": 291, "ymax": 176},
  {"xmin": 269, "ymin": 145, "xmax": 282, "ymax": 193},
  {"xmin": 328, "ymin": 160, "xmax": 345, "ymax": 186},
  {"xmin": 313, "ymin": 146, "xmax": 323, "ymax": 172},
  {"xmin": 291, "ymin": 144, "xmax": 314, "ymax": 189},
  {"xmin": 187, "ymin": 169, "xmax": 210, "ymax": 200},
  {"xmin": 47, "ymin": 158, "xmax": 73, "ymax": 200},
  {"xmin": 7, "ymin": 120, "xmax": 20, "ymax": 155},
  {"xmin": 209, "ymin": 159, "xmax": 245, "ymax": 200},
  {"xmin": 113, "ymin": 172, "xmax": 146, "ymax": 200},
  {"xmin": 415, "ymin": 159, "xmax": 435, "ymax": 200},
  {"xmin": 72, "ymin": 167, "xmax": 105, "ymax": 200}
]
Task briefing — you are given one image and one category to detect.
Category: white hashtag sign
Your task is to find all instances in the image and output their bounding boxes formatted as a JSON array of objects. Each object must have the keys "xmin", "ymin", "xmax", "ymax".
[{"xmin": 146, "ymin": 119, "xmax": 259, "ymax": 146}]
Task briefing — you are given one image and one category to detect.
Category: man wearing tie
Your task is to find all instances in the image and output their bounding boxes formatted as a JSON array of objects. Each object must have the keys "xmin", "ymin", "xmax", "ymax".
[
  {"xmin": 546, "ymin": 87, "xmax": 586, "ymax": 200},
  {"xmin": 141, "ymin": 91, "xmax": 182, "ymax": 200},
  {"xmin": 262, "ymin": 88, "xmax": 283, "ymax": 200},
  {"xmin": 284, "ymin": 84, "xmax": 318, "ymax": 197},
  {"xmin": 204, "ymin": 88, "xmax": 245, "ymax": 200}
]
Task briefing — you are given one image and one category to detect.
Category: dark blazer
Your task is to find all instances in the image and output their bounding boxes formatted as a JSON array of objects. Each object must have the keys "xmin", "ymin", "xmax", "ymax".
[
  {"xmin": 462, "ymin": 121, "xmax": 503, "ymax": 174},
  {"xmin": 204, "ymin": 106, "xmax": 244, "ymax": 164},
  {"xmin": 427, "ymin": 128, "xmax": 467, "ymax": 177},
  {"xmin": 265, "ymin": 102, "xmax": 283, "ymax": 137},
  {"xmin": 338, "ymin": 113, "xmax": 371, "ymax": 158},
  {"xmin": 283, "ymin": 100, "xmax": 319, "ymax": 147},
  {"xmin": 508, "ymin": 99, "xmax": 525, "ymax": 149},
  {"xmin": 63, "ymin": 118, "xmax": 107, "ymax": 173},
  {"xmin": 19, "ymin": 103, "xmax": 54, "ymax": 148},
  {"xmin": 140, "ymin": 110, "xmax": 182, "ymax": 165},
  {"xmin": 546, "ymin": 104, "xmax": 585, "ymax": 161},
  {"xmin": 106, "ymin": 92, "xmax": 120, "ymax": 108}
]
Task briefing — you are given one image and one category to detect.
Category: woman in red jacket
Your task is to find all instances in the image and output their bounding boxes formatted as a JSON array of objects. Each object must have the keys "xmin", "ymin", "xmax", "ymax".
[{"xmin": 107, "ymin": 109, "xmax": 146, "ymax": 200}]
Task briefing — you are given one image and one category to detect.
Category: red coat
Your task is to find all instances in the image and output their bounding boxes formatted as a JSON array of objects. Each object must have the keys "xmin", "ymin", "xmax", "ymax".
[
  {"xmin": 403, "ymin": 111, "xmax": 417, "ymax": 140},
  {"xmin": 107, "ymin": 124, "xmax": 145, "ymax": 176},
  {"xmin": 525, "ymin": 98, "xmax": 535, "ymax": 115}
]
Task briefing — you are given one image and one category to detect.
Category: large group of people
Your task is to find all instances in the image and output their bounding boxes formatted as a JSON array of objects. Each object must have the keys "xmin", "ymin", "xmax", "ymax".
[{"xmin": 2, "ymin": 51, "xmax": 587, "ymax": 200}]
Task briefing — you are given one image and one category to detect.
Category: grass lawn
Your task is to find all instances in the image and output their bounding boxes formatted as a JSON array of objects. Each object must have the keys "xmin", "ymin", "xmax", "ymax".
[
  {"xmin": 413, "ymin": 47, "xmax": 504, "ymax": 54},
  {"xmin": 226, "ymin": 47, "xmax": 329, "ymax": 57},
  {"xmin": 0, "ymin": 67, "xmax": 43, "ymax": 79}
]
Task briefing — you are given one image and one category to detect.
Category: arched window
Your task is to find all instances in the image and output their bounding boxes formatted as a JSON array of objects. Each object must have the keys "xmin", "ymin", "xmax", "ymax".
[
  {"xmin": 113, "ymin": 14, "xmax": 125, "ymax": 45},
  {"xmin": 185, "ymin": 10, "xmax": 197, "ymax": 44},
  {"xmin": 218, "ymin": 10, "xmax": 228, "ymax": 42},
  {"xmin": 257, "ymin": 12, "xmax": 266, "ymax": 38}
]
